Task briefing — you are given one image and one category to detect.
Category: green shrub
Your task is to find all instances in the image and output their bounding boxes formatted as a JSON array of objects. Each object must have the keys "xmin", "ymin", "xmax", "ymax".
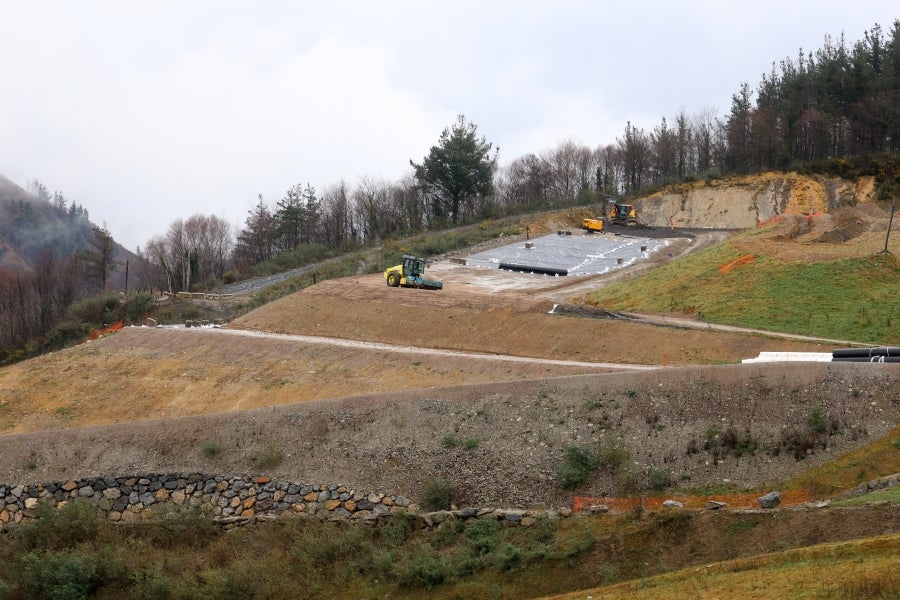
[
  {"xmin": 807, "ymin": 404, "xmax": 829, "ymax": 434},
  {"xmin": 398, "ymin": 552, "xmax": 447, "ymax": 589},
  {"xmin": 648, "ymin": 467, "xmax": 672, "ymax": 491},
  {"xmin": 136, "ymin": 506, "xmax": 219, "ymax": 549},
  {"xmin": 252, "ymin": 441, "xmax": 284, "ymax": 470},
  {"xmin": 14, "ymin": 551, "xmax": 105, "ymax": 600},
  {"xmin": 721, "ymin": 426, "xmax": 759, "ymax": 457},
  {"xmin": 43, "ymin": 320, "xmax": 93, "ymax": 351},
  {"xmin": 558, "ymin": 444, "xmax": 599, "ymax": 489},
  {"xmin": 15, "ymin": 501, "xmax": 105, "ymax": 552},
  {"xmin": 122, "ymin": 292, "xmax": 154, "ymax": 324},
  {"xmin": 68, "ymin": 292, "xmax": 120, "ymax": 326},
  {"xmin": 615, "ymin": 465, "xmax": 642, "ymax": 493},
  {"xmin": 464, "ymin": 518, "xmax": 500, "ymax": 555},
  {"xmin": 464, "ymin": 438, "xmax": 481, "ymax": 450},
  {"xmin": 596, "ymin": 435, "xmax": 630, "ymax": 470},
  {"xmin": 201, "ymin": 440, "xmax": 222, "ymax": 458},
  {"xmin": 442, "ymin": 433, "xmax": 460, "ymax": 448},
  {"xmin": 382, "ymin": 512, "xmax": 415, "ymax": 548},
  {"xmin": 494, "ymin": 543, "xmax": 523, "ymax": 571},
  {"xmin": 130, "ymin": 565, "xmax": 174, "ymax": 600},
  {"xmin": 423, "ymin": 478, "xmax": 453, "ymax": 511}
]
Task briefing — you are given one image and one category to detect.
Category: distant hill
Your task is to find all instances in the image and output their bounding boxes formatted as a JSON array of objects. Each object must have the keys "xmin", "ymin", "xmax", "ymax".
[{"xmin": 0, "ymin": 174, "xmax": 134, "ymax": 287}]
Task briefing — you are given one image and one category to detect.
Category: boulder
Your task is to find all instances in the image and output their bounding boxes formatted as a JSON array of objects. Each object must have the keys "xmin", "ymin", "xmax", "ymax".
[
  {"xmin": 706, "ymin": 501, "xmax": 727, "ymax": 510},
  {"xmin": 757, "ymin": 491, "xmax": 781, "ymax": 509},
  {"xmin": 662, "ymin": 500, "xmax": 684, "ymax": 509}
]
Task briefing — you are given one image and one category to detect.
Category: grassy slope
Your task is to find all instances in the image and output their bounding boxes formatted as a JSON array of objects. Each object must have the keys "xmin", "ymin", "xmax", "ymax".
[
  {"xmin": 546, "ymin": 533, "xmax": 900, "ymax": 600},
  {"xmin": 585, "ymin": 242, "xmax": 899, "ymax": 345}
]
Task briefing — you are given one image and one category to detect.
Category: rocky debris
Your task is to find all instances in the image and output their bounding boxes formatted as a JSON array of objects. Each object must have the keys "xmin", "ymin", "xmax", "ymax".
[
  {"xmin": 662, "ymin": 500, "xmax": 684, "ymax": 508},
  {"xmin": 757, "ymin": 491, "xmax": 782, "ymax": 509},
  {"xmin": 706, "ymin": 501, "xmax": 727, "ymax": 510}
]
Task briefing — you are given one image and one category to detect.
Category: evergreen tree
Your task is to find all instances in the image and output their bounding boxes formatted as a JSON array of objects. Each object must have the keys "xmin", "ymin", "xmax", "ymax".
[
  {"xmin": 81, "ymin": 222, "xmax": 115, "ymax": 291},
  {"xmin": 411, "ymin": 115, "xmax": 497, "ymax": 225}
]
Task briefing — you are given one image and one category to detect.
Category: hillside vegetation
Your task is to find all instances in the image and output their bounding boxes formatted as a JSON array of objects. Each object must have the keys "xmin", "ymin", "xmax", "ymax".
[{"xmin": 587, "ymin": 216, "xmax": 899, "ymax": 345}]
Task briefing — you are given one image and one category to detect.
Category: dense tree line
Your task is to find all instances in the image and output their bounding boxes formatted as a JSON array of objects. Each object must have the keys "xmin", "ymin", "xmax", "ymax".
[
  {"xmin": 727, "ymin": 21, "xmax": 900, "ymax": 173},
  {"xmin": 0, "ymin": 252, "xmax": 82, "ymax": 350}
]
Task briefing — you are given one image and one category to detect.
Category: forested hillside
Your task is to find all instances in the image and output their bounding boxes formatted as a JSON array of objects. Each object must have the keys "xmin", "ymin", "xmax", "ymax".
[{"xmin": 0, "ymin": 176, "xmax": 144, "ymax": 361}]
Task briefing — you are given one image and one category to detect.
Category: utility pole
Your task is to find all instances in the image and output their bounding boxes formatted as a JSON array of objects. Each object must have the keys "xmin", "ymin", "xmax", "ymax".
[{"xmin": 883, "ymin": 203, "xmax": 895, "ymax": 255}]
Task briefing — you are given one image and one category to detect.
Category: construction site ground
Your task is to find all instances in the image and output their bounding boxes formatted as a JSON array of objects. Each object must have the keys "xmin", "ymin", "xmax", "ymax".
[{"xmin": 1, "ymin": 200, "xmax": 897, "ymax": 511}]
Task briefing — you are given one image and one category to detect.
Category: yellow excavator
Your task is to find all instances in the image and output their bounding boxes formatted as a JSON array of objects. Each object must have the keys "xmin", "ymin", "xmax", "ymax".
[
  {"xmin": 384, "ymin": 255, "xmax": 443, "ymax": 290},
  {"xmin": 609, "ymin": 202, "xmax": 638, "ymax": 226}
]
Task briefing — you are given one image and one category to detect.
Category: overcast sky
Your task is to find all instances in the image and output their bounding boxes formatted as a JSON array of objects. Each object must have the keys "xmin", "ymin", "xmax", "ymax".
[{"xmin": 1, "ymin": 1, "xmax": 896, "ymax": 251}]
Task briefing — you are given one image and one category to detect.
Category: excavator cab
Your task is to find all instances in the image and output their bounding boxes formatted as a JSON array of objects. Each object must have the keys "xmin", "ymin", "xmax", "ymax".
[{"xmin": 610, "ymin": 203, "xmax": 638, "ymax": 226}]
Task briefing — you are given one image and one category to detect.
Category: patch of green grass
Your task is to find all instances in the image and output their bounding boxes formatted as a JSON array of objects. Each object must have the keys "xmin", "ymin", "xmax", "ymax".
[
  {"xmin": 831, "ymin": 486, "xmax": 900, "ymax": 506},
  {"xmin": 586, "ymin": 244, "xmax": 899, "ymax": 344},
  {"xmin": 201, "ymin": 440, "xmax": 222, "ymax": 458},
  {"xmin": 54, "ymin": 404, "xmax": 76, "ymax": 416},
  {"xmin": 782, "ymin": 424, "xmax": 900, "ymax": 498},
  {"xmin": 251, "ymin": 441, "xmax": 284, "ymax": 470},
  {"xmin": 728, "ymin": 519, "xmax": 758, "ymax": 534}
]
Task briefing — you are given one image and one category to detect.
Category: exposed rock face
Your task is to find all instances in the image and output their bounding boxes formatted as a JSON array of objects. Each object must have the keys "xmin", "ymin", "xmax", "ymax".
[
  {"xmin": 757, "ymin": 491, "xmax": 782, "ymax": 509},
  {"xmin": 638, "ymin": 174, "xmax": 877, "ymax": 228}
]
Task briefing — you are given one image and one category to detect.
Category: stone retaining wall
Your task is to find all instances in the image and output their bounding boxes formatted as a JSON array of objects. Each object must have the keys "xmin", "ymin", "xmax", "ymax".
[
  {"xmin": 0, "ymin": 473, "xmax": 572, "ymax": 530},
  {"xmin": 3, "ymin": 472, "xmax": 894, "ymax": 530},
  {"xmin": 834, "ymin": 473, "xmax": 899, "ymax": 500}
]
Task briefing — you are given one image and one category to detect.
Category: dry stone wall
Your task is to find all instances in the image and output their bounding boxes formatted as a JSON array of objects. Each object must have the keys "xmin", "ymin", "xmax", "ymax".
[
  {"xmin": 0, "ymin": 473, "xmax": 415, "ymax": 526},
  {"xmin": 0, "ymin": 473, "xmax": 572, "ymax": 530}
]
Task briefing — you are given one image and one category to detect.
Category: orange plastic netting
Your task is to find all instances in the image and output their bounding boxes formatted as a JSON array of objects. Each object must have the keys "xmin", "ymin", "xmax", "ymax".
[
  {"xmin": 86, "ymin": 321, "xmax": 123, "ymax": 341},
  {"xmin": 718, "ymin": 254, "xmax": 755, "ymax": 274}
]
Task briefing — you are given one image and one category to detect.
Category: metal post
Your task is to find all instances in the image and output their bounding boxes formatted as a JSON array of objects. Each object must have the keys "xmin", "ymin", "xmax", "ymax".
[{"xmin": 883, "ymin": 204, "xmax": 895, "ymax": 254}]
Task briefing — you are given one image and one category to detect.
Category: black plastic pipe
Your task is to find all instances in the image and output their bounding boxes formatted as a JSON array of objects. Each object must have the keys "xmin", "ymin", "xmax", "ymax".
[
  {"xmin": 832, "ymin": 347, "xmax": 900, "ymax": 358},
  {"xmin": 832, "ymin": 356, "xmax": 900, "ymax": 363},
  {"xmin": 499, "ymin": 263, "xmax": 568, "ymax": 276}
]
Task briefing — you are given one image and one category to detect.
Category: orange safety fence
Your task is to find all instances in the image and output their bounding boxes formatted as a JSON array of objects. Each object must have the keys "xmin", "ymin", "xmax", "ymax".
[
  {"xmin": 86, "ymin": 320, "xmax": 124, "ymax": 341},
  {"xmin": 573, "ymin": 488, "xmax": 812, "ymax": 513},
  {"xmin": 718, "ymin": 254, "xmax": 755, "ymax": 274},
  {"xmin": 757, "ymin": 212, "xmax": 822, "ymax": 228},
  {"xmin": 757, "ymin": 215, "xmax": 785, "ymax": 227}
]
